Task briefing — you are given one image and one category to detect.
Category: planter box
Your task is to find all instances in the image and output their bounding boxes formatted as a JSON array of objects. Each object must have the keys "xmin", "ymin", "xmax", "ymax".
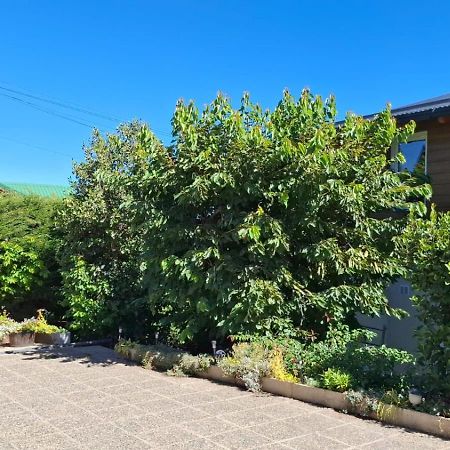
[
  {"xmin": 377, "ymin": 404, "xmax": 450, "ymax": 439},
  {"xmin": 35, "ymin": 332, "xmax": 71, "ymax": 345},
  {"xmin": 262, "ymin": 378, "xmax": 350, "ymax": 410},
  {"xmin": 9, "ymin": 332, "xmax": 35, "ymax": 347},
  {"xmin": 128, "ymin": 347, "xmax": 145, "ymax": 362},
  {"xmin": 199, "ymin": 371, "xmax": 450, "ymax": 439},
  {"xmin": 197, "ymin": 366, "xmax": 245, "ymax": 387},
  {"xmin": 261, "ymin": 377, "xmax": 450, "ymax": 439}
]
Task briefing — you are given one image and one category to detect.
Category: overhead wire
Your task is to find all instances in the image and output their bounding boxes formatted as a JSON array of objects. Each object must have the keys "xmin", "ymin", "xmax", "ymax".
[
  {"xmin": 0, "ymin": 135, "xmax": 74, "ymax": 158},
  {"xmin": 0, "ymin": 84, "xmax": 121, "ymax": 123},
  {"xmin": 0, "ymin": 82, "xmax": 173, "ymax": 161},
  {"xmin": 0, "ymin": 92, "xmax": 103, "ymax": 130},
  {"xmin": 0, "ymin": 82, "xmax": 173, "ymax": 137}
]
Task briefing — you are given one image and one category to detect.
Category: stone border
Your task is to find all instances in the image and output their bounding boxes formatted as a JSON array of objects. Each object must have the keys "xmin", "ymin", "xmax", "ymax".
[{"xmin": 200, "ymin": 366, "xmax": 450, "ymax": 439}]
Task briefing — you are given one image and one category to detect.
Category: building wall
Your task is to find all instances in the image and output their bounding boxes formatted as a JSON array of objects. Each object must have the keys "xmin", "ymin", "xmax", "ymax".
[
  {"xmin": 359, "ymin": 120, "xmax": 450, "ymax": 352},
  {"xmin": 415, "ymin": 119, "xmax": 450, "ymax": 211},
  {"xmin": 357, "ymin": 280, "xmax": 421, "ymax": 354}
]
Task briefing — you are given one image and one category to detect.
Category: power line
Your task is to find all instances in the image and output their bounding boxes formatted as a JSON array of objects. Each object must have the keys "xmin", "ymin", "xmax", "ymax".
[
  {"xmin": 0, "ymin": 135, "xmax": 74, "ymax": 158},
  {"xmin": 0, "ymin": 84, "xmax": 121, "ymax": 123},
  {"xmin": 0, "ymin": 82, "xmax": 173, "ymax": 138},
  {"xmin": 0, "ymin": 92, "xmax": 105, "ymax": 130}
]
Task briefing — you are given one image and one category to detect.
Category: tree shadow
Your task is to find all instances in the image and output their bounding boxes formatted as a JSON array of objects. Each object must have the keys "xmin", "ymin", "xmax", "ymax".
[{"xmin": 3, "ymin": 344, "xmax": 138, "ymax": 367}]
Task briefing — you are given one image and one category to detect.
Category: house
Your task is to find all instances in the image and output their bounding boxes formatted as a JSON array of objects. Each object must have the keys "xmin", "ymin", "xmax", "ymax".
[
  {"xmin": 368, "ymin": 93, "xmax": 450, "ymax": 212},
  {"xmin": 358, "ymin": 93, "xmax": 450, "ymax": 353},
  {"xmin": 0, "ymin": 181, "xmax": 67, "ymax": 198}
]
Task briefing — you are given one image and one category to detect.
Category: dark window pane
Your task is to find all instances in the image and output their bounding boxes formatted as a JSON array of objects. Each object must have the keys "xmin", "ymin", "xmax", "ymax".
[{"xmin": 398, "ymin": 139, "xmax": 426, "ymax": 176}]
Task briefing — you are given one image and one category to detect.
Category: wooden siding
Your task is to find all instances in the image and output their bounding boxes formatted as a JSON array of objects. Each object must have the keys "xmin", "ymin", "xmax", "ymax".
[{"xmin": 414, "ymin": 119, "xmax": 450, "ymax": 211}]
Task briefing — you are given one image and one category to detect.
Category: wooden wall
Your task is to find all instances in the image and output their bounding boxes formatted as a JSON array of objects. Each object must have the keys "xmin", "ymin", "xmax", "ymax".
[{"xmin": 414, "ymin": 119, "xmax": 450, "ymax": 211}]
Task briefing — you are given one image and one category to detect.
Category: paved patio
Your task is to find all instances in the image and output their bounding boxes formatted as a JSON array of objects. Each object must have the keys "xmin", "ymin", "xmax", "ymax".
[{"xmin": 0, "ymin": 345, "xmax": 449, "ymax": 449}]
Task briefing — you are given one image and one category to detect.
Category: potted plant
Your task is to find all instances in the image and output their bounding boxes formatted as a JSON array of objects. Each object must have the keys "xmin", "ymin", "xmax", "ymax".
[
  {"xmin": 35, "ymin": 326, "xmax": 71, "ymax": 345},
  {"xmin": 9, "ymin": 318, "xmax": 38, "ymax": 347},
  {"xmin": 33, "ymin": 310, "xmax": 71, "ymax": 345}
]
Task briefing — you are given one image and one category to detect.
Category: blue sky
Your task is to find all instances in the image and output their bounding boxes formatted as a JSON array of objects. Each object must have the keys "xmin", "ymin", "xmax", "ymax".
[{"xmin": 1, "ymin": 0, "xmax": 449, "ymax": 185}]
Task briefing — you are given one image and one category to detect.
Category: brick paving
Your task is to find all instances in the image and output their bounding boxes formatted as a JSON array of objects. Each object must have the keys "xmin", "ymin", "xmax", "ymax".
[{"xmin": 0, "ymin": 345, "xmax": 449, "ymax": 449}]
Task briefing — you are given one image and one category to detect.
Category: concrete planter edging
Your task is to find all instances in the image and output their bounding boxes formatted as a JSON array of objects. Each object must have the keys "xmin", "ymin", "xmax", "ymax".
[
  {"xmin": 201, "ymin": 367, "xmax": 450, "ymax": 439},
  {"xmin": 114, "ymin": 350, "xmax": 450, "ymax": 439},
  {"xmin": 35, "ymin": 332, "xmax": 71, "ymax": 345}
]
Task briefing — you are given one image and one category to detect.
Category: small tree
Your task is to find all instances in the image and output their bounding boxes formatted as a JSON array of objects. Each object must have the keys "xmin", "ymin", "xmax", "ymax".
[
  {"xmin": 399, "ymin": 209, "xmax": 450, "ymax": 396},
  {"xmin": 138, "ymin": 90, "xmax": 431, "ymax": 342}
]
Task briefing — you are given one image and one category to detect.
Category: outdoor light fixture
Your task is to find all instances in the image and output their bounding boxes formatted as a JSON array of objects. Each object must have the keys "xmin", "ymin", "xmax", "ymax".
[
  {"xmin": 211, "ymin": 340, "xmax": 217, "ymax": 356},
  {"xmin": 118, "ymin": 326, "xmax": 123, "ymax": 340},
  {"xmin": 215, "ymin": 349, "xmax": 226, "ymax": 359},
  {"xmin": 155, "ymin": 332, "xmax": 159, "ymax": 344},
  {"xmin": 408, "ymin": 387, "xmax": 423, "ymax": 406}
]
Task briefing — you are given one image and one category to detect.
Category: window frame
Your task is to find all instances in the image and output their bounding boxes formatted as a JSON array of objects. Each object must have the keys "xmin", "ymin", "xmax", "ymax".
[{"xmin": 391, "ymin": 131, "xmax": 428, "ymax": 175}]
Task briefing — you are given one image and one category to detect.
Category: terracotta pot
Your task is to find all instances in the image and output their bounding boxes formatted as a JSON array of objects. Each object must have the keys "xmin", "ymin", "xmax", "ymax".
[
  {"xmin": 9, "ymin": 332, "xmax": 35, "ymax": 347},
  {"xmin": 35, "ymin": 332, "xmax": 71, "ymax": 345}
]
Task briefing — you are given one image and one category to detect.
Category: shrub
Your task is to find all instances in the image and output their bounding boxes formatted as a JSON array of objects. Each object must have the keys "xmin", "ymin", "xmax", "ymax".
[
  {"xmin": 114, "ymin": 339, "xmax": 213, "ymax": 376},
  {"xmin": 141, "ymin": 344, "xmax": 185, "ymax": 371},
  {"xmin": 0, "ymin": 242, "xmax": 47, "ymax": 312},
  {"xmin": 0, "ymin": 311, "xmax": 18, "ymax": 340},
  {"xmin": 321, "ymin": 368, "xmax": 352, "ymax": 392},
  {"xmin": 15, "ymin": 317, "xmax": 39, "ymax": 333},
  {"xmin": 218, "ymin": 342, "xmax": 271, "ymax": 391},
  {"xmin": 0, "ymin": 193, "xmax": 62, "ymax": 318},
  {"xmin": 280, "ymin": 325, "xmax": 413, "ymax": 390},
  {"xmin": 399, "ymin": 209, "xmax": 450, "ymax": 396},
  {"xmin": 13, "ymin": 311, "xmax": 64, "ymax": 334},
  {"xmin": 169, "ymin": 353, "xmax": 213, "ymax": 376},
  {"xmin": 269, "ymin": 347, "xmax": 298, "ymax": 383}
]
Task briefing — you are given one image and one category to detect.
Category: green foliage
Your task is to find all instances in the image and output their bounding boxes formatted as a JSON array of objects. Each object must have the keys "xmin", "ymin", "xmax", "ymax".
[
  {"xmin": 0, "ymin": 242, "xmax": 46, "ymax": 307},
  {"xmin": 14, "ymin": 317, "xmax": 38, "ymax": 333},
  {"xmin": 0, "ymin": 193, "xmax": 61, "ymax": 317},
  {"xmin": 399, "ymin": 208, "xmax": 450, "ymax": 396},
  {"xmin": 0, "ymin": 310, "xmax": 19, "ymax": 340},
  {"xmin": 114, "ymin": 339, "xmax": 213, "ymax": 375},
  {"xmin": 61, "ymin": 257, "xmax": 112, "ymax": 336},
  {"xmin": 321, "ymin": 368, "xmax": 352, "ymax": 392},
  {"xmin": 136, "ymin": 90, "xmax": 431, "ymax": 343},
  {"xmin": 219, "ymin": 329, "xmax": 411, "ymax": 393},
  {"xmin": 170, "ymin": 353, "xmax": 213, "ymax": 376},
  {"xmin": 278, "ymin": 325, "xmax": 414, "ymax": 390},
  {"xmin": 12, "ymin": 310, "xmax": 64, "ymax": 334},
  {"xmin": 218, "ymin": 342, "xmax": 271, "ymax": 391},
  {"xmin": 345, "ymin": 389, "xmax": 380, "ymax": 415},
  {"xmin": 57, "ymin": 122, "xmax": 163, "ymax": 339}
]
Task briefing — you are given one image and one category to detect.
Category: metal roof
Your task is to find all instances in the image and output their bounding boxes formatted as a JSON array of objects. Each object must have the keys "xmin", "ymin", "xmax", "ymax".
[
  {"xmin": 365, "ymin": 93, "xmax": 450, "ymax": 123},
  {"xmin": 0, "ymin": 182, "xmax": 68, "ymax": 198}
]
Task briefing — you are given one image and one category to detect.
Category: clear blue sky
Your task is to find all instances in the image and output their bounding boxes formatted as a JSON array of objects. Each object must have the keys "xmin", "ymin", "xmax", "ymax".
[{"xmin": 1, "ymin": 0, "xmax": 449, "ymax": 185}]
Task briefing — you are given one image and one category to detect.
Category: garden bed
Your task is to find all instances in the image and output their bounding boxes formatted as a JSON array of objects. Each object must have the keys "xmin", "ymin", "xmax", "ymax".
[
  {"xmin": 116, "ymin": 342, "xmax": 450, "ymax": 440},
  {"xmin": 200, "ymin": 366, "xmax": 450, "ymax": 439}
]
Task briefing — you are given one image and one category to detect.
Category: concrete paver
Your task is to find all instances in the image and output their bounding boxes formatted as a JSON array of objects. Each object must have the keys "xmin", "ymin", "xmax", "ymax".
[{"xmin": 0, "ymin": 345, "xmax": 449, "ymax": 449}]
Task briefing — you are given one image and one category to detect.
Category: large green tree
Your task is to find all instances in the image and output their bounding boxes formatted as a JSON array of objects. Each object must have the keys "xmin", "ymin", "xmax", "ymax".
[
  {"xmin": 58, "ymin": 122, "xmax": 163, "ymax": 338},
  {"xmin": 136, "ymin": 90, "xmax": 431, "ymax": 343}
]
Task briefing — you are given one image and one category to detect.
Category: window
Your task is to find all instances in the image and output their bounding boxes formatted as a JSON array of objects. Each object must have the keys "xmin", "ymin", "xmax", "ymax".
[{"xmin": 392, "ymin": 131, "xmax": 427, "ymax": 178}]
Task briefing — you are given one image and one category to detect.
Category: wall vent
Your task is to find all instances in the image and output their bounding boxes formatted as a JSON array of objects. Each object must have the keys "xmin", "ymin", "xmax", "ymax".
[{"xmin": 400, "ymin": 285, "xmax": 410, "ymax": 295}]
